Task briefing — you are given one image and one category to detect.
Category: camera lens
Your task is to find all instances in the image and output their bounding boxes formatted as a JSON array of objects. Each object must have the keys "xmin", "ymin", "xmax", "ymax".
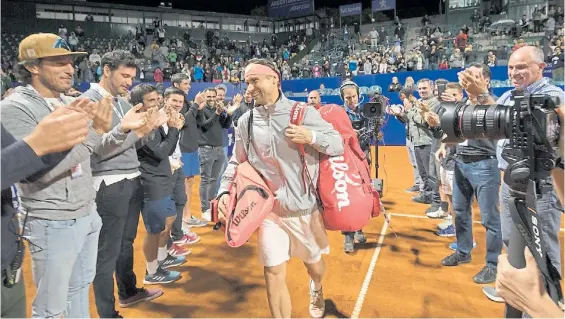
[{"xmin": 440, "ymin": 102, "xmax": 510, "ymax": 142}]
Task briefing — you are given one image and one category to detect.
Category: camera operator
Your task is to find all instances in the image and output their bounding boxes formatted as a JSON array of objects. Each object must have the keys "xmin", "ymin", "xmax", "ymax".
[
  {"xmin": 389, "ymin": 79, "xmax": 439, "ymax": 208},
  {"xmin": 463, "ymin": 46, "xmax": 565, "ymax": 307},
  {"xmin": 339, "ymin": 80, "xmax": 368, "ymax": 253},
  {"xmin": 436, "ymin": 63, "xmax": 503, "ymax": 285}
]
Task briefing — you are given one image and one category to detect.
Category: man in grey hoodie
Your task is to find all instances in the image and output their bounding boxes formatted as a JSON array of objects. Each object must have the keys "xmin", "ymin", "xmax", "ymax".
[
  {"xmin": 81, "ymin": 50, "xmax": 165, "ymax": 318},
  {"xmin": 0, "ymin": 33, "xmax": 118, "ymax": 318}
]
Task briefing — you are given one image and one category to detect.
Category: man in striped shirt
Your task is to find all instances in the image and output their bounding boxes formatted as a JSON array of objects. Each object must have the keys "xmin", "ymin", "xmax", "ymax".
[{"xmin": 468, "ymin": 46, "xmax": 564, "ymax": 303}]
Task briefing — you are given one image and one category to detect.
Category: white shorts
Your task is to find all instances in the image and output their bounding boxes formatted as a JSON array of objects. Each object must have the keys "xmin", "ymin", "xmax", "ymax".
[
  {"xmin": 257, "ymin": 209, "xmax": 330, "ymax": 267},
  {"xmin": 440, "ymin": 166, "xmax": 454, "ymax": 195}
]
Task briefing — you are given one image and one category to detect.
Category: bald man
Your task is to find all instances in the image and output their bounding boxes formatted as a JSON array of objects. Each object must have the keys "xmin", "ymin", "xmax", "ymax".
[
  {"xmin": 468, "ymin": 45, "xmax": 565, "ymax": 302},
  {"xmin": 307, "ymin": 90, "xmax": 321, "ymax": 110}
]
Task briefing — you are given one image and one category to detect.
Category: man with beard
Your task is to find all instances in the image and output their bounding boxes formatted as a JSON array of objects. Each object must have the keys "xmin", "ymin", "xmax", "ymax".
[{"xmin": 81, "ymin": 50, "xmax": 166, "ymax": 317}]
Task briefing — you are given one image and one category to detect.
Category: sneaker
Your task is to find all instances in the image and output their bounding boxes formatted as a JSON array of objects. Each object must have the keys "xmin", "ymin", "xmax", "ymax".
[
  {"xmin": 344, "ymin": 234, "xmax": 355, "ymax": 253},
  {"xmin": 201, "ymin": 209, "xmax": 212, "ymax": 222},
  {"xmin": 183, "ymin": 216, "xmax": 208, "ymax": 228},
  {"xmin": 473, "ymin": 266, "xmax": 497, "ymax": 284},
  {"xmin": 449, "ymin": 241, "xmax": 477, "ymax": 251},
  {"xmin": 159, "ymin": 254, "xmax": 187, "ymax": 269},
  {"xmin": 143, "ymin": 267, "xmax": 181, "ymax": 285},
  {"xmin": 412, "ymin": 194, "xmax": 432, "ymax": 204},
  {"xmin": 309, "ymin": 280, "xmax": 325, "ymax": 318},
  {"xmin": 173, "ymin": 232, "xmax": 200, "ymax": 245},
  {"xmin": 482, "ymin": 286, "xmax": 504, "ymax": 302},
  {"xmin": 441, "ymin": 252, "xmax": 471, "ymax": 266},
  {"xmin": 168, "ymin": 243, "xmax": 192, "ymax": 257},
  {"xmin": 405, "ymin": 185, "xmax": 419, "ymax": 193},
  {"xmin": 425, "ymin": 204, "xmax": 440, "ymax": 214},
  {"xmin": 354, "ymin": 230, "xmax": 367, "ymax": 244},
  {"xmin": 427, "ymin": 207, "xmax": 448, "ymax": 219},
  {"xmin": 436, "ymin": 224, "xmax": 456, "ymax": 237},
  {"xmin": 437, "ymin": 217, "xmax": 453, "ymax": 230},
  {"xmin": 119, "ymin": 287, "xmax": 163, "ymax": 308}
]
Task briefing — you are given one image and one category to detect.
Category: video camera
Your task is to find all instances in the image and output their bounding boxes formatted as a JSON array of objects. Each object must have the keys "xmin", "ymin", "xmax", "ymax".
[{"xmin": 438, "ymin": 91, "xmax": 563, "ymax": 318}]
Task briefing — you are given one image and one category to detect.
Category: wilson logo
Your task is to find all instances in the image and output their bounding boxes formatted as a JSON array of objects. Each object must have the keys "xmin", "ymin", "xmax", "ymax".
[
  {"xmin": 329, "ymin": 156, "xmax": 361, "ymax": 211},
  {"xmin": 233, "ymin": 201, "xmax": 257, "ymax": 226}
]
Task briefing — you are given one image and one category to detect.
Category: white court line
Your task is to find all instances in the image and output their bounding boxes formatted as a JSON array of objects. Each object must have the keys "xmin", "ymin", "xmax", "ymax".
[
  {"xmin": 351, "ymin": 214, "xmax": 390, "ymax": 319},
  {"xmin": 390, "ymin": 212, "xmax": 565, "ymax": 232}
]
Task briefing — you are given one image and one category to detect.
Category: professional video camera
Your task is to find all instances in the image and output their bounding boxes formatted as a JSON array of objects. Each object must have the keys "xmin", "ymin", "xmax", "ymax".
[
  {"xmin": 438, "ymin": 91, "xmax": 563, "ymax": 318},
  {"xmin": 352, "ymin": 93, "xmax": 387, "ymax": 197}
]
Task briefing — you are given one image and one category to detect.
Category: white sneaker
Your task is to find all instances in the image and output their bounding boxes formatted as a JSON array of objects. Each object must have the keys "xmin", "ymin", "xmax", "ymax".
[
  {"xmin": 309, "ymin": 280, "xmax": 325, "ymax": 318},
  {"xmin": 201, "ymin": 209, "xmax": 211, "ymax": 222},
  {"xmin": 426, "ymin": 207, "xmax": 448, "ymax": 219},
  {"xmin": 437, "ymin": 216, "xmax": 453, "ymax": 230}
]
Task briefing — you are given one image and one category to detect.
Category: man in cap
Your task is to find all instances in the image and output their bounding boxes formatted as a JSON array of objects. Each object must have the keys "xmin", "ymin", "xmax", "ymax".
[{"xmin": 1, "ymin": 33, "xmax": 146, "ymax": 318}]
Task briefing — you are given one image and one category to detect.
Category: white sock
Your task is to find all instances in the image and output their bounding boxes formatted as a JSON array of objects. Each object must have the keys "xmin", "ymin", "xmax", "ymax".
[
  {"xmin": 146, "ymin": 260, "xmax": 159, "ymax": 275},
  {"xmin": 311, "ymin": 279, "xmax": 322, "ymax": 291},
  {"xmin": 157, "ymin": 246, "xmax": 168, "ymax": 262}
]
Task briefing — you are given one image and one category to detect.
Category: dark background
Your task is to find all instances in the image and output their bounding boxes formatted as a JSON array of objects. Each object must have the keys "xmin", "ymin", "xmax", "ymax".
[{"xmin": 86, "ymin": 0, "xmax": 441, "ymax": 18}]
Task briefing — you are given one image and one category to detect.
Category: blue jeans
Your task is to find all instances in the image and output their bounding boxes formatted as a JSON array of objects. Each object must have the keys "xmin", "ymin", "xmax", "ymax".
[
  {"xmin": 500, "ymin": 179, "xmax": 563, "ymax": 275},
  {"xmin": 452, "ymin": 158, "xmax": 502, "ymax": 269},
  {"xmin": 25, "ymin": 205, "xmax": 102, "ymax": 318},
  {"xmin": 216, "ymin": 146, "xmax": 229, "ymax": 192}
]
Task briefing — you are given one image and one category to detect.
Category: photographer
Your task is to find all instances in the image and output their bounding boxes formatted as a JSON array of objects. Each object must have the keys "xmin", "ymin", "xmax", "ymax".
[
  {"xmin": 465, "ymin": 46, "xmax": 564, "ymax": 307},
  {"xmin": 339, "ymin": 81, "xmax": 368, "ymax": 253},
  {"xmin": 437, "ymin": 63, "xmax": 502, "ymax": 285}
]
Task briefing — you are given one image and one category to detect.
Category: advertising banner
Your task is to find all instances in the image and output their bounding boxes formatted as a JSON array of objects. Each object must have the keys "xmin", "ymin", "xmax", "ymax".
[
  {"xmin": 371, "ymin": 0, "xmax": 395, "ymax": 12},
  {"xmin": 268, "ymin": 0, "xmax": 315, "ymax": 18},
  {"xmin": 339, "ymin": 3, "xmax": 362, "ymax": 17}
]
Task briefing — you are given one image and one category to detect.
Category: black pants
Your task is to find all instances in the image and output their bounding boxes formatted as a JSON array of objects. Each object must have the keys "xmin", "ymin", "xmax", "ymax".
[
  {"xmin": 93, "ymin": 177, "xmax": 143, "ymax": 318},
  {"xmin": 171, "ymin": 168, "xmax": 188, "ymax": 241},
  {"xmin": 1, "ymin": 271, "xmax": 26, "ymax": 318}
]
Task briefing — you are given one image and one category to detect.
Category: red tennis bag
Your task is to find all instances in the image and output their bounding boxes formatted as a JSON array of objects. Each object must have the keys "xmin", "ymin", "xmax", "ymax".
[{"xmin": 290, "ymin": 102, "xmax": 380, "ymax": 232}]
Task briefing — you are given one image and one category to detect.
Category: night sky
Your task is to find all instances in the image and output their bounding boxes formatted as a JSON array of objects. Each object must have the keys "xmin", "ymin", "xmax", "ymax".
[{"xmin": 87, "ymin": 0, "xmax": 439, "ymax": 17}]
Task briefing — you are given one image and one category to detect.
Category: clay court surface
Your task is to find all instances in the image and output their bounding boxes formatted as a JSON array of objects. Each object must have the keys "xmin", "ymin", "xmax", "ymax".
[{"xmin": 22, "ymin": 146, "xmax": 564, "ymax": 318}]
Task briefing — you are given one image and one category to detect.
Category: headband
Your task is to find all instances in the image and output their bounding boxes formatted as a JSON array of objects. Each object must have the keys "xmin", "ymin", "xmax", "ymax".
[{"xmin": 244, "ymin": 64, "xmax": 279, "ymax": 80}]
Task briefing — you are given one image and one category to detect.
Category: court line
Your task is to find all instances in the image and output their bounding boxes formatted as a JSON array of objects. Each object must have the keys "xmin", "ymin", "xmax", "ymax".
[
  {"xmin": 390, "ymin": 212, "xmax": 565, "ymax": 232},
  {"xmin": 351, "ymin": 213, "xmax": 390, "ymax": 319}
]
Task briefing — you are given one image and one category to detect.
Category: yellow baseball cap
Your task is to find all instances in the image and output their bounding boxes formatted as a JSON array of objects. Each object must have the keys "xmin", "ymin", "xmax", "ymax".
[{"xmin": 18, "ymin": 33, "xmax": 87, "ymax": 62}]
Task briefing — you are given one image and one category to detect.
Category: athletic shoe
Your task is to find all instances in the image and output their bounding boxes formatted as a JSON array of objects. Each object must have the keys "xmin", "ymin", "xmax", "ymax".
[
  {"xmin": 201, "ymin": 209, "xmax": 212, "ymax": 222},
  {"xmin": 354, "ymin": 230, "xmax": 367, "ymax": 244},
  {"xmin": 405, "ymin": 185, "xmax": 419, "ymax": 193},
  {"xmin": 159, "ymin": 254, "xmax": 187, "ymax": 269},
  {"xmin": 427, "ymin": 207, "xmax": 448, "ymax": 219},
  {"xmin": 437, "ymin": 216, "xmax": 453, "ymax": 230},
  {"xmin": 119, "ymin": 288, "xmax": 163, "ymax": 308},
  {"xmin": 173, "ymin": 232, "xmax": 200, "ymax": 245},
  {"xmin": 183, "ymin": 216, "xmax": 208, "ymax": 228},
  {"xmin": 436, "ymin": 224, "xmax": 456, "ymax": 237},
  {"xmin": 168, "ymin": 243, "xmax": 191, "ymax": 257},
  {"xmin": 482, "ymin": 286, "xmax": 504, "ymax": 303},
  {"xmin": 143, "ymin": 267, "xmax": 181, "ymax": 285},
  {"xmin": 344, "ymin": 234, "xmax": 355, "ymax": 253},
  {"xmin": 309, "ymin": 280, "xmax": 325, "ymax": 318}
]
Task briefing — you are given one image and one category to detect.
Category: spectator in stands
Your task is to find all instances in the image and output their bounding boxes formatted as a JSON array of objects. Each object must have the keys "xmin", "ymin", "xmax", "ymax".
[
  {"xmin": 471, "ymin": 10, "xmax": 481, "ymax": 33},
  {"xmin": 550, "ymin": 46, "xmax": 564, "ymax": 80},
  {"xmin": 132, "ymin": 84, "xmax": 187, "ymax": 284},
  {"xmin": 58, "ymin": 24, "xmax": 67, "ymax": 40},
  {"xmin": 369, "ymin": 27, "xmax": 379, "ymax": 49},
  {"xmin": 1, "ymin": 33, "xmax": 114, "ymax": 318},
  {"xmin": 196, "ymin": 88, "xmax": 232, "ymax": 221},
  {"xmin": 388, "ymin": 76, "xmax": 402, "ymax": 92},
  {"xmin": 404, "ymin": 76, "xmax": 415, "ymax": 92},
  {"xmin": 89, "ymin": 49, "xmax": 101, "ymax": 65},
  {"xmin": 533, "ymin": 8, "xmax": 542, "ymax": 32},
  {"xmin": 307, "ymin": 90, "xmax": 321, "ymax": 109},
  {"xmin": 450, "ymin": 48, "xmax": 464, "ymax": 68},
  {"xmin": 455, "ymin": 30, "xmax": 467, "ymax": 51},
  {"xmin": 81, "ymin": 50, "xmax": 165, "ymax": 317},
  {"xmin": 464, "ymin": 44, "xmax": 477, "ymax": 66},
  {"xmin": 75, "ymin": 25, "xmax": 84, "ymax": 37}
]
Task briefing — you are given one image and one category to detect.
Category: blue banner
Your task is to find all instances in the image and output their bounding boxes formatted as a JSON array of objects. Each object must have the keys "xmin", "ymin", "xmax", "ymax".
[
  {"xmin": 371, "ymin": 0, "xmax": 395, "ymax": 12},
  {"xmin": 339, "ymin": 3, "xmax": 362, "ymax": 17},
  {"xmin": 268, "ymin": 0, "xmax": 314, "ymax": 18}
]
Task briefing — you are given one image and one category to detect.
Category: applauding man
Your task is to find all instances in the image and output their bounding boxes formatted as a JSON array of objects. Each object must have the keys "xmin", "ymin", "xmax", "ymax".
[
  {"xmin": 0, "ymin": 33, "xmax": 114, "ymax": 318},
  {"xmin": 81, "ymin": 50, "xmax": 164, "ymax": 317}
]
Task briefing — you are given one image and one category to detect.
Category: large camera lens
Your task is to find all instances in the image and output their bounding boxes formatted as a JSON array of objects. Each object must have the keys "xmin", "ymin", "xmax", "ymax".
[{"xmin": 439, "ymin": 102, "xmax": 511, "ymax": 143}]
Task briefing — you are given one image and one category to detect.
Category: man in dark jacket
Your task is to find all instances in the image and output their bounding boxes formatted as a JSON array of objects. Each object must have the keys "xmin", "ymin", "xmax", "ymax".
[{"xmin": 132, "ymin": 84, "xmax": 186, "ymax": 285}]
